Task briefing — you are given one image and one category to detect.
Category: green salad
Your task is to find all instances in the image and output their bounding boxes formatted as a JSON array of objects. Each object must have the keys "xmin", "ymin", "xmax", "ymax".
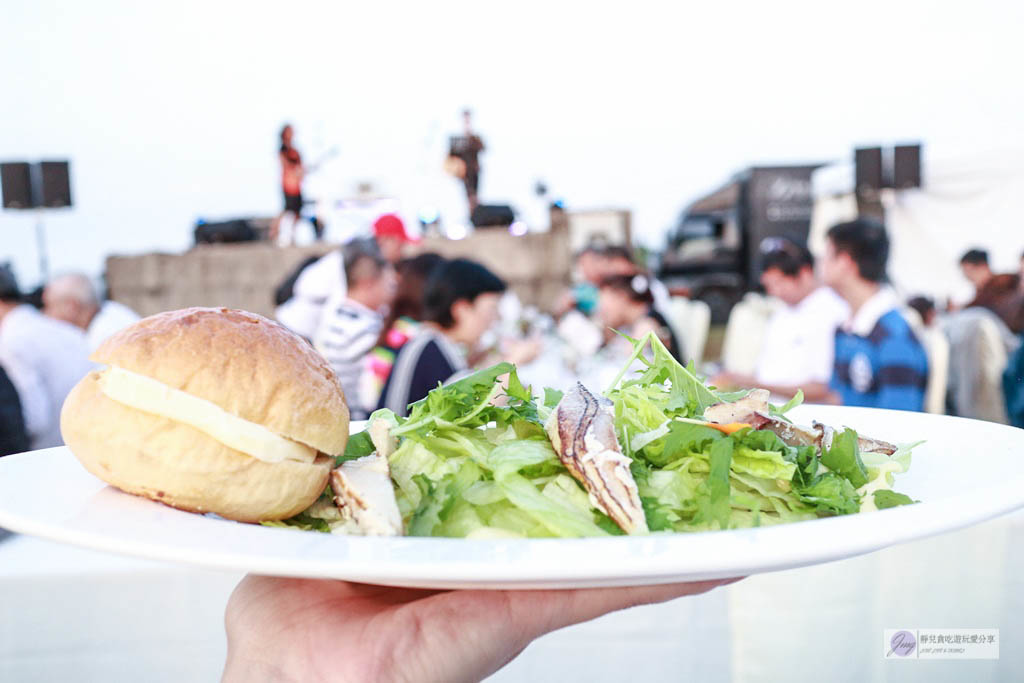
[{"xmin": 268, "ymin": 332, "xmax": 919, "ymax": 538}]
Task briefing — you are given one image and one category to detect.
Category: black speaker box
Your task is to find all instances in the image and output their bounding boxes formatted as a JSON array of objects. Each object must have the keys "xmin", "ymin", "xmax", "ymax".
[
  {"xmin": 194, "ymin": 219, "xmax": 258, "ymax": 244},
  {"xmin": 1, "ymin": 162, "xmax": 35, "ymax": 209},
  {"xmin": 855, "ymin": 147, "xmax": 884, "ymax": 198},
  {"xmin": 38, "ymin": 161, "xmax": 72, "ymax": 208},
  {"xmin": 893, "ymin": 144, "xmax": 922, "ymax": 189},
  {"xmin": 471, "ymin": 204, "xmax": 515, "ymax": 228}
]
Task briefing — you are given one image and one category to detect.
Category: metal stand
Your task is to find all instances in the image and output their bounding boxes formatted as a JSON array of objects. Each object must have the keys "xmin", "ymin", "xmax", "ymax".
[{"xmin": 35, "ymin": 211, "xmax": 49, "ymax": 282}]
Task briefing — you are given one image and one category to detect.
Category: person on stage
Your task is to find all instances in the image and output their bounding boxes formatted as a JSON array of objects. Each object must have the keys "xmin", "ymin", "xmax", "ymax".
[
  {"xmin": 274, "ymin": 124, "xmax": 323, "ymax": 244},
  {"xmin": 448, "ymin": 109, "xmax": 485, "ymax": 212}
]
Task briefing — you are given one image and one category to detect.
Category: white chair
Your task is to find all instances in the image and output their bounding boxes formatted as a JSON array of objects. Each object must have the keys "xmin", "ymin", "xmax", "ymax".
[
  {"xmin": 720, "ymin": 293, "xmax": 780, "ymax": 375},
  {"xmin": 667, "ymin": 297, "xmax": 711, "ymax": 367},
  {"xmin": 921, "ymin": 327, "xmax": 950, "ymax": 415}
]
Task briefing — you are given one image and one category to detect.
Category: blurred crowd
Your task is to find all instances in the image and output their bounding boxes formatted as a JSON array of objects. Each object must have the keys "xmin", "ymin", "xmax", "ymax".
[{"xmin": 1, "ymin": 214, "xmax": 1022, "ymax": 459}]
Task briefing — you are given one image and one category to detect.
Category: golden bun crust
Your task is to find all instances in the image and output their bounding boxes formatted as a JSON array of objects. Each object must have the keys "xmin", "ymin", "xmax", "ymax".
[
  {"xmin": 61, "ymin": 373, "xmax": 332, "ymax": 522},
  {"xmin": 92, "ymin": 307, "xmax": 349, "ymax": 455}
]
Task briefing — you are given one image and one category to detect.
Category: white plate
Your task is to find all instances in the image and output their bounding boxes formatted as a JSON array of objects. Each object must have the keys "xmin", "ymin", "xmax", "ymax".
[{"xmin": 1, "ymin": 407, "xmax": 1023, "ymax": 589}]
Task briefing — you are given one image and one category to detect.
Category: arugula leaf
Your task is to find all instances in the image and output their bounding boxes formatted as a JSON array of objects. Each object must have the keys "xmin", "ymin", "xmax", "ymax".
[
  {"xmin": 708, "ymin": 437, "xmax": 733, "ymax": 529},
  {"xmin": 768, "ymin": 390, "xmax": 804, "ymax": 422},
  {"xmin": 396, "ymin": 362, "xmax": 513, "ymax": 436},
  {"xmin": 821, "ymin": 428, "xmax": 869, "ymax": 488},
  {"xmin": 543, "ymin": 387, "xmax": 564, "ymax": 409},
  {"xmin": 607, "ymin": 332, "xmax": 723, "ymax": 417},
  {"xmin": 337, "ymin": 429, "xmax": 375, "ymax": 466},
  {"xmin": 873, "ymin": 490, "xmax": 918, "ymax": 509}
]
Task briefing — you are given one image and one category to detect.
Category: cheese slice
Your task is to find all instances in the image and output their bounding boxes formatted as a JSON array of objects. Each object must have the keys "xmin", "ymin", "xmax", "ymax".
[{"xmin": 97, "ymin": 366, "xmax": 316, "ymax": 464}]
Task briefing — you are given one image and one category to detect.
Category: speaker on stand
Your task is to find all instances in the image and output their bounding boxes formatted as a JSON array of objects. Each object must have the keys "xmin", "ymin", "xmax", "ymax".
[{"xmin": 0, "ymin": 160, "xmax": 73, "ymax": 282}]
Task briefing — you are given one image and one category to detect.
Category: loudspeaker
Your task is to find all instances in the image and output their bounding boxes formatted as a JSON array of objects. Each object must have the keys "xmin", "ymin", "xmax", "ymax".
[
  {"xmin": 855, "ymin": 147, "xmax": 883, "ymax": 199},
  {"xmin": 194, "ymin": 219, "xmax": 258, "ymax": 244},
  {"xmin": 893, "ymin": 144, "xmax": 921, "ymax": 189},
  {"xmin": 471, "ymin": 204, "xmax": 515, "ymax": 228},
  {"xmin": 1, "ymin": 162, "xmax": 35, "ymax": 209},
  {"xmin": 38, "ymin": 161, "xmax": 72, "ymax": 208}
]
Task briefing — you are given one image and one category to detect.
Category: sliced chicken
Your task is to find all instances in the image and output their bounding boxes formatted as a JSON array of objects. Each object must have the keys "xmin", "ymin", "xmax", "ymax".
[
  {"xmin": 546, "ymin": 383, "xmax": 648, "ymax": 534},
  {"xmin": 330, "ymin": 418, "xmax": 403, "ymax": 536},
  {"xmin": 703, "ymin": 389, "xmax": 770, "ymax": 424}
]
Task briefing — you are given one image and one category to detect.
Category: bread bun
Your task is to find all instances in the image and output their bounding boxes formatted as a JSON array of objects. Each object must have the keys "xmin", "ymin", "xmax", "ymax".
[{"xmin": 60, "ymin": 307, "xmax": 348, "ymax": 522}]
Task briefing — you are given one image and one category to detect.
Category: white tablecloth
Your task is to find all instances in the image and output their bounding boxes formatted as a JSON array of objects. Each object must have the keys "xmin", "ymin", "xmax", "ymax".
[{"xmin": 3, "ymin": 510, "xmax": 1023, "ymax": 682}]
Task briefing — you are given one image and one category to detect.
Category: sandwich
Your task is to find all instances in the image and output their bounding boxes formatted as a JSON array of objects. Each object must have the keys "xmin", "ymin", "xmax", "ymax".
[{"xmin": 60, "ymin": 307, "xmax": 349, "ymax": 522}]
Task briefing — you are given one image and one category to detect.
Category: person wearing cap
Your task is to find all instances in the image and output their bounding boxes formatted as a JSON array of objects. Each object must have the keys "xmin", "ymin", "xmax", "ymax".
[
  {"xmin": 372, "ymin": 213, "xmax": 418, "ymax": 264},
  {"xmin": 0, "ymin": 265, "xmax": 93, "ymax": 450}
]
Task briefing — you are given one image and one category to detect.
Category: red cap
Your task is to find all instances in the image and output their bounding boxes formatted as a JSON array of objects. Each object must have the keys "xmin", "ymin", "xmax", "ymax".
[{"xmin": 373, "ymin": 213, "xmax": 418, "ymax": 243}]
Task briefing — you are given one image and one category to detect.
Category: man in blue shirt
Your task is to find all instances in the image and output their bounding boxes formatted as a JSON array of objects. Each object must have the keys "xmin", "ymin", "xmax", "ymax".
[{"xmin": 820, "ymin": 218, "xmax": 928, "ymax": 411}]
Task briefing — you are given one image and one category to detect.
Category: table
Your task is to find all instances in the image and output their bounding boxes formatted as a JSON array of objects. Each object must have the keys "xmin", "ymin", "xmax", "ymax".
[{"xmin": 2, "ymin": 511, "xmax": 1022, "ymax": 682}]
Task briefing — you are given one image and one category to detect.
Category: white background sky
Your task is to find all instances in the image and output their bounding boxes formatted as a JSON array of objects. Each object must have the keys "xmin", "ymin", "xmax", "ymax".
[{"xmin": 2, "ymin": 0, "xmax": 1023, "ymax": 289}]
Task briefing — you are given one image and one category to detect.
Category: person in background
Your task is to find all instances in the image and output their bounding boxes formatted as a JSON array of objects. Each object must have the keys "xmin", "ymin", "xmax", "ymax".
[
  {"xmin": 713, "ymin": 238, "xmax": 848, "ymax": 402},
  {"xmin": 377, "ymin": 259, "xmax": 518, "ymax": 416},
  {"xmin": 0, "ymin": 362, "xmax": 30, "ymax": 456},
  {"xmin": 449, "ymin": 108, "xmax": 485, "ymax": 212},
  {"xmin": 597, "ymin": 274, "xmax": 683, "ymax": 362},
  {"xmin": 272, "ymin": 123, "xmax": 306, "ymax": 245},
  {"xmin": 222, "ymin": 574, "xmax": 739, "ymax": 682},
  {"xmin": 372, "ymin": 213, "xmax": 418, "ymax": 265},
  {"xmin": 42, "ymin": 273, "xmax": 140, "ymax": 351},
  {"xmin": 362, "ymin": 253, "xmax": 446, "ymax": 411},
  {"xmin": 821, "ymin": 218, "xmax": 928, "ymax": 411},
  {"xmin": 0, "ymin": 265, "xmax": 93, "ymax": 449},
  {"xmin": 601, "ymin": 245, "xmax": 672, "ymax": 317},
  {"xmin": 554, "ymin": 244, "xmax": 608, "ymax": 318},
  {"xmin": 314, "ymin": 239, "xmax": 397, "ymax": 419},
  {"xmin": 907, "ymin": 295, "xmax": 938, "ymax": 328},
  {"xmin": 959, "ymin": 248, "xmax": 1024, "ymax": 334}
]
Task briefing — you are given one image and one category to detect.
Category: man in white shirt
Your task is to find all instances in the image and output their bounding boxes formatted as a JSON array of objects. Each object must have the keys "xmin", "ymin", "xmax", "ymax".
[
  {"xmin": 713, "ymin": 238, "xmax": 848, "ymax": 401},
  {"xmin": 314, "ymin": 239, "xmax": 397, "ymax": 419},
  {"xmin": 0, "ymin": 269, "xmax": 93, "ymax": 449},
  {"xmin": 42, "ymin": 273, "xmax": 141, "ymax": 351},
  {"xmin": 275, "ymin": 249, "xmax": 346, "ymax": 341}
]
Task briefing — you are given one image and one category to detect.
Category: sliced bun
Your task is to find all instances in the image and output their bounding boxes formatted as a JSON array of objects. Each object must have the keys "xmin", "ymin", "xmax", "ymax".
[
  {"xmin": 61, "ymin": 372, "xmax": 332, "ymax": 522},
  {"xmin": 91, "ymin": 307, "xmax": 349, "ymax": 455}
]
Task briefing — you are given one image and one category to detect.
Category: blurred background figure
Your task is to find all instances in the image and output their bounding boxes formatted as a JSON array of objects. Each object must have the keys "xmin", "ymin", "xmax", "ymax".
[
  {"xmin": 0, "ymin": 265, "xmax": 92, "ymax": 449},
  {"xmin": 713, "ymin": 238, "xmax": 847, "ymax": 402},
  {"xmin": 597, "ymin": 274, "xmax": 683, "ymax": 362},
  {"xmin": 907, "ymin": 295, "xmax": 938, "ymax": 328},
  {"xmin": 959, "ymin": 248, "xmax": 1024, "ymax": 334},
  {"xmin": 314, "ymin": 239, "xmax": 397, "ymax": 419},
  {"xmin": 378, "ymin": 258, "xmax": 528, "ymax": 416},
  {"xmin": 372, "ymin": 213, "xmax": 418, "ymax": 264},
  {"xmin": 0, "ymin": 360, "xmax": 30, "ymax": 457},
  {"xmin": 362, "ymin": 253, "xmax": 447, "ymax": 411},
  {"xmin": 272, "ymin": 123, "xmax": 324, "ymax": 245},
  {"xmin": 447, "ymin": 109, "xmax": 485, "ymax": 212},
  {"xmin": 42, "ymin": 273, "xmax": 140, "ymax": 351},
  {"xmin": 821, "ymin": 218, "xmax": 928, "ymax": 411},
  {"xmin": 555, "ymin": 244, "xmax": 607, "ymax": 317}
]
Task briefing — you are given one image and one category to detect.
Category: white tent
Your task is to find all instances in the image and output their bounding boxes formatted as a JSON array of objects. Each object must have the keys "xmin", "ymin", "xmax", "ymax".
[{"xmin": 809, "ymin": 150, "xmax": 1024, "ymax": 305}]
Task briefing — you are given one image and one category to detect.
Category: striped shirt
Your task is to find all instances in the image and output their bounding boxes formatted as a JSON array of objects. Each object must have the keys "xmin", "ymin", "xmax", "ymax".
[
  {"xmin": 314, "ymin": 299, "xmax": 382, "ymax": 418},
  {"xmin": 830, "ymin": 288, "xmax": 928, "ymax": 411},
  {"xmin": 376, "ymin": 329, "xmax": 468, "ymax": 417}
]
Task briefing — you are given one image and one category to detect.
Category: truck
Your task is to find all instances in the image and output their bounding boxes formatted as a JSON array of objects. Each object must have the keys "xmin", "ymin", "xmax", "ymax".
[{"xmin": 657, "ymin": 164, "xmax": 821, "ymax": 322}]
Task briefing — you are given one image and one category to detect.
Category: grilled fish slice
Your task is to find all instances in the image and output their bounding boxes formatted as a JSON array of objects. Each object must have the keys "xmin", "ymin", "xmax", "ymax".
[{"xmin": 546, "ymin": 383, "xmax": 648, "ymax": 534}]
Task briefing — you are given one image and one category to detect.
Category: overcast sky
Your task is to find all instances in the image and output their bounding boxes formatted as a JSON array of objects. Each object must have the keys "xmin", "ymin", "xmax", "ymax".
[{"xmin": 2, "ymin": 0, "xmax": 1022, "ymax": 288}]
